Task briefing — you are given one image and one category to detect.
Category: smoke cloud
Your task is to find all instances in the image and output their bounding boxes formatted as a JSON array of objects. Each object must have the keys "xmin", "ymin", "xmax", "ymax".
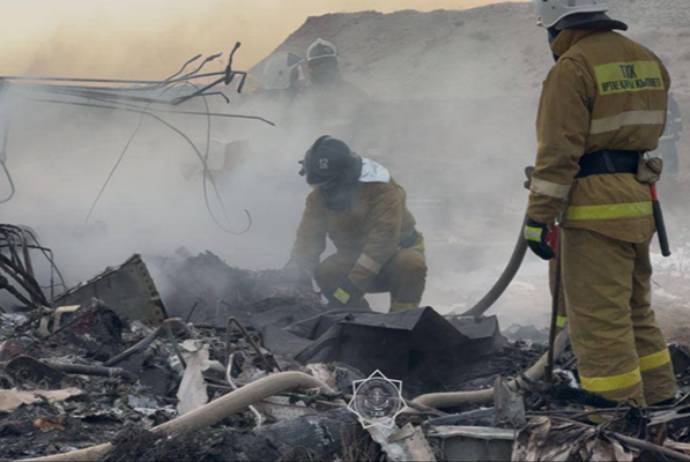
[{"xmin": 1, "ymin": 0, "xmax": 687, "ymax": 333}]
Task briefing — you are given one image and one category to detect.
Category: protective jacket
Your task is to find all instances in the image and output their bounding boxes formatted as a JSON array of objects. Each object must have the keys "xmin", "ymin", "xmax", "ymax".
[
  {"xmin": 528, "ymin": 30, "xmax": 670, "ymax": 243},
  {"xmin": 290, "ymin": 159, "xmax": 419, "ymax": 292}
]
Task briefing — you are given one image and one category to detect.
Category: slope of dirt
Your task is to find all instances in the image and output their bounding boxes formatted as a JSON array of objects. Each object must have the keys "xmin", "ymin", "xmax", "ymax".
[{"xmin": 259, "ymin": 0, "xmax": 690, "ymax": 98}]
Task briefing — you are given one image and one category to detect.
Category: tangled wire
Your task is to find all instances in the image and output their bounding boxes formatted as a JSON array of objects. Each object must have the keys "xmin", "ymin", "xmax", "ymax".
[
  {"xmin": 0, "ymin": 224, "xmax": 66, "ymax": 311},
  {"xmin": 0, "ymin": 42, "xmax": 273, "ymax": 235}
]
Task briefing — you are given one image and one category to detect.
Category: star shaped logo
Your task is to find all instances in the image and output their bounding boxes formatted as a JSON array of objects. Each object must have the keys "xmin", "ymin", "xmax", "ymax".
[{"xmin": 347, "ymin": 370, "xmax": 405, "ymax": 429}]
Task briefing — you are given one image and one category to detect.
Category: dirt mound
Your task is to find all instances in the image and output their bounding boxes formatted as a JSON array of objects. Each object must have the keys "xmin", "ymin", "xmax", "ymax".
[{"xmin": 260, "ymin": 0, "xmax": 690, "ymax": 98}]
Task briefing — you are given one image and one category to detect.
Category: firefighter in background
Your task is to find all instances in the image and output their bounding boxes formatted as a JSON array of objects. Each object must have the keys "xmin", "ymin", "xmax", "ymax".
[
  {"xmin": 287, "ymin": 136, "xmax": 427, "ymax": 312},
  {"xmin": 293, "ymin": 39, "xmax": 375, "ymax": 153},
  {"xmin": 525, "ymin": 0, "xmax": 677, "ymax": 406},
  {"xmin": 658, "ymin": 92, "xmax": 683, "ymax": 174}
]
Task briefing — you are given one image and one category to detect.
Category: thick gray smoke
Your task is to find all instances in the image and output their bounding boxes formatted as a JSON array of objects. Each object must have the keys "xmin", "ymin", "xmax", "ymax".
[{"xmin": 1, "ymin": 1, "xmax": 688, "ymax": 332}]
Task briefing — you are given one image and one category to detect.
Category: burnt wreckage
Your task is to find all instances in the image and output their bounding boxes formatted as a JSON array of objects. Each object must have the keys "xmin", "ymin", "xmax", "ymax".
[{"xmin": 1, "ymin": 248, "xmax": 690, "ymax": 461}]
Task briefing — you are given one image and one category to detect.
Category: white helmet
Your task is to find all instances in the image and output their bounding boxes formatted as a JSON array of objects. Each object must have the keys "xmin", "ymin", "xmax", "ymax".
[
  {"xmin": 262, "ymin": 52, "xmax": 303, "ymax": 90},
  {"xmin": 307, "ymin": 39, "xmax": 339, "ymax": 63},
  {"xmin": 532, "ymin": 0, "xmax": 608, "ymax": 29}
]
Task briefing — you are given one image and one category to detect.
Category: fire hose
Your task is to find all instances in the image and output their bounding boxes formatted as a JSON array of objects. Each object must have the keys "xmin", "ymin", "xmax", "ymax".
[
  {"xmin": 20, "ymin": 371, "xmax": 336, "ymax": 462},
  {"xmin": 412, "ymin": 330, "xmax": 569, "ymax": 409},
  {"xmin": 443, "ymin": 176, "xmax": 672, "ymax": 407}
]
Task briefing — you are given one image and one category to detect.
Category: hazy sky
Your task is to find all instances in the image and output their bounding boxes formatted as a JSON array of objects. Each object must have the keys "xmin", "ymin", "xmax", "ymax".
[{"xmin": 0, "ymin": 0, "xmax": 525, "ymax": 79}]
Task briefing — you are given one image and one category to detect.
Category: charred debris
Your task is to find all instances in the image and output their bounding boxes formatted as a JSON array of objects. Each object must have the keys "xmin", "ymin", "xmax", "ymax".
[{"xmin": 0, "ymin": 243, "xmax": 689, "ymax": 461}]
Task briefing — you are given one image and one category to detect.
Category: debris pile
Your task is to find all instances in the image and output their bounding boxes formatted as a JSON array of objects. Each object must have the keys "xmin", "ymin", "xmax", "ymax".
[{"xmin": 2, "ymin": 250, "xmax": 690, "ymax": 461}]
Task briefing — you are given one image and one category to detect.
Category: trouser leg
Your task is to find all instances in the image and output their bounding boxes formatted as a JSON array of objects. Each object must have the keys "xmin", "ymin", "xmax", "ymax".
[
  {"xmin": 562, "ymin": 228, "xmax": 645, "ymax": 405},
  {"xmin": 314, "ymin": 253, "xmax": 370, "ymax": 309},
  {"xmin": 375, "ymin": 248, "xmax": 427, "ymax": 313},
  {"xmin": 631, "ymin": 240, "xmax": 677, "ymax": 405}
]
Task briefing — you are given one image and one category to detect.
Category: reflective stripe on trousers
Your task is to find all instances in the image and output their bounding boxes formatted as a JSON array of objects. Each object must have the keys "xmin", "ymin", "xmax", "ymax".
[
  {"xmin": 580, "ymin": 349, "xmax": 672, "ymax": 394},
  {"xmin": 581, "ymin": 368, "xmax": 642, "ymax": 394},
  {"xmin": 562, "ymin": 228, "xmax": 677, "ymax": 406}
]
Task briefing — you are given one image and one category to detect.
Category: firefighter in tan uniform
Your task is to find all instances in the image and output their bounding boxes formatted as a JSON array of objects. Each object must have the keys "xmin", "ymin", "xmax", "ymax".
[
  {"xmin": 287, "ymin": 136, "xmax": 427, "ymax": 312},
  {"xmin": 525, "ymin": 0, "xmax": 677, "ymax": 406}
]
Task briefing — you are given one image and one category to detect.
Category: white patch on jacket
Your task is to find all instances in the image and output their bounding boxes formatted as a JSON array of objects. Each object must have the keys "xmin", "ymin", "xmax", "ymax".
[{"xmin": 359, "ymin": 158, "xmax": 391, "ymax": 183}]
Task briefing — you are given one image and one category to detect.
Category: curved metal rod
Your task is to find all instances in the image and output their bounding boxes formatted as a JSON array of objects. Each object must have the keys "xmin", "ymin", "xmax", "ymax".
[
  {"xmin": 84, "ymin": 83, "xmax": 186, "ymax": 225},
  {"xmin": 20, "ymin": 93, "xmax": 275, "ymax": 125},
  {"xmin": 104, "ymin": 318, "xmax": 191, "ymax": 367},
  {"xmin": 226, "ymin": 316, "xmax": 281, "ymax": 372},
  {"xmin": 226, "ymin": 354, "xmax": 265, "ymax": 427},
  {"xmin": 21, "ymin": 229, "xmax": 67, "ymax": 292},
  {"xmin": 0, "ymin": 161, "xmax": 15, "ymax": 204},
  {"xmin": 18, "ymin": 95, "xmax": 256, "ymax": 235}
]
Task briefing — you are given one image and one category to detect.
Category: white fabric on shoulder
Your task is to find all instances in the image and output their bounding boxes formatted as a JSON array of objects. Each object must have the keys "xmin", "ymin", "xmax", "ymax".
[{"xmin": 359, "ymin": 158, "xmax": 391, "ymax": 183}]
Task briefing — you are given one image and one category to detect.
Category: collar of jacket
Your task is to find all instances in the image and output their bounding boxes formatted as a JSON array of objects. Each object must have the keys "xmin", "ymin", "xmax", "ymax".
[{"xmin": 550, "ymin": 29, "xmax": 602, "ymax": 58}]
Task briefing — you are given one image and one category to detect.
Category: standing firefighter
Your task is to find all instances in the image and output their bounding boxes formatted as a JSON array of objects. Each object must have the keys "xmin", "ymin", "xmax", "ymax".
[
  {"xmin": 526, "ymin": 0, "xmax": 677, "ymax": 406},
  {"xmin": 287, "ymin": 136, "xmax": 427, "ymax": 312}
]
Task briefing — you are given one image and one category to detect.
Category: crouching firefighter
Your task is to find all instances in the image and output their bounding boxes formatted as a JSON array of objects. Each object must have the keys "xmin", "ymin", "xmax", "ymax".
[
  {"xmin": 286, "ymin": 135, "xmax": 427, "ymax": 312},
  {"xmin": 525, "ymin": 0, "xmax": 677, "ymax": 406}
]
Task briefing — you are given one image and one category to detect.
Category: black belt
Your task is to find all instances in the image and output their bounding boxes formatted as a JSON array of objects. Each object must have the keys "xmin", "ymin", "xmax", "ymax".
[{"xmin": 575, "ymin": 150, "xmax": 640, "ymax": 179}]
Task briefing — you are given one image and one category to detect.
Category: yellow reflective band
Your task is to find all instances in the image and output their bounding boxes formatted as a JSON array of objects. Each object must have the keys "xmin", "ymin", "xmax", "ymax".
[
  {"xmin": 391, "ymin": 301, "xmax": 419, "ymax": 313},
  {"xmin": 594, "ymin": 61, "xmax": 665, "ymax": 96},
  {"xmin": 557, "ymin": 316, "xmax": 568, "ymax": 328},
  {"xmin": 565, "ymin": 202, "xmax": 653, "ymax": 221},
  {"xmin": 524, "ymin": 226, "xmax": 542, "ymax": 242},
  {"xmin": 334, "ymin": 288, "xmax": 351, "ymax": 305},
  {"xmin": 590, "ymin": 110, "xmax": 666, "ymax": 135},
  {"xmin": 640, "ymin": 349, "xmax": 672, "ymax": 372},
  {"xmin": 581, "ymin": 368, "xmax": 642, "ymax": 393},
  {"xmin": 531, "ymin": 177, "xmax": 571, "ymax": 199},
  {"xmin": 411, "ymin": 236, "xmax": 426, "ymax": 252},
  {"xmin": 357, "ymin": 254, "xmax": 382, "ymax": 274}
]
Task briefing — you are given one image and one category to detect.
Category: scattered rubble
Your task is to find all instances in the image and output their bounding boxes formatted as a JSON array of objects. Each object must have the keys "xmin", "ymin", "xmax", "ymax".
[{"xmin": 2, "ymin": 250, "xmax": 690, "ymax": 461}]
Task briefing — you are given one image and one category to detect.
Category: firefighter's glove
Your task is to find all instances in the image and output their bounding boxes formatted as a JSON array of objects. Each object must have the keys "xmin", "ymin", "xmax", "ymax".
[
  {"xmin": 524, "ymin": 217, "xmax": 556, "ymax": 261},
  {"xmin": 332, "ymin": 279, "xmax": 363, "ymax": 306}
]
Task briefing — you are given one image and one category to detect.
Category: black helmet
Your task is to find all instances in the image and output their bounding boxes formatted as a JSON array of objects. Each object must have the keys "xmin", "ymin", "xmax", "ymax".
[{"xmin": 300, "ymin": 136, "xmax": 362, "ymax": 188}]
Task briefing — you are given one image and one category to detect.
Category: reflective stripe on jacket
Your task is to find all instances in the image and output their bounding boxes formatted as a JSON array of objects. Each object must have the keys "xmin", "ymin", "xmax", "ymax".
[{"xmin": 528, "ymin": 30, "xmax": 671, "ymax": 243}]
